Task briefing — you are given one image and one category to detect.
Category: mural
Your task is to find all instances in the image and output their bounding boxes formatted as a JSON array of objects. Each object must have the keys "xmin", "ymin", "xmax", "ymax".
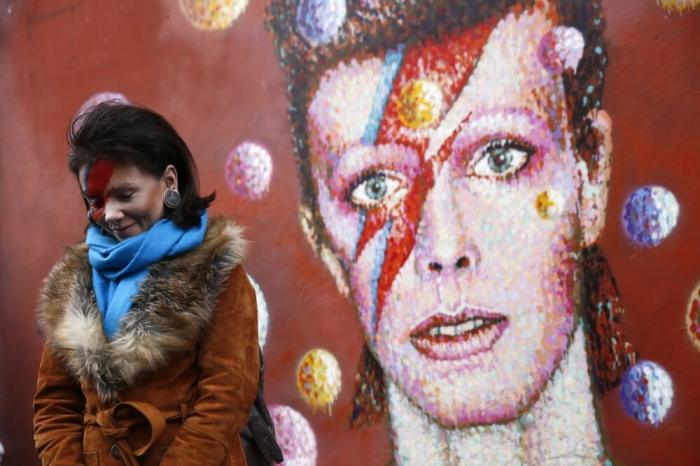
[
  {"xmin": 1, "ymin": 0, "xmax": 699, "ymax": 465},
  {"xmin": 266, "ymin": 0, "xmax": 677, "ymax": 464}
]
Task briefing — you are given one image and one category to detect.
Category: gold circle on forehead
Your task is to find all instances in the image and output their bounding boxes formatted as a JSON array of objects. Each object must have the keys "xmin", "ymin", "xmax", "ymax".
[
  {"xmin": 396, "ymin": 79, "xmax": 443, "ymax": 129},
  {"xmin": 179, "ymin": 0, "xmax": 248, "ymax": 30},
  {"xmin": 296, "ymin": 348, "xmax": 342, "ymax": 414}
]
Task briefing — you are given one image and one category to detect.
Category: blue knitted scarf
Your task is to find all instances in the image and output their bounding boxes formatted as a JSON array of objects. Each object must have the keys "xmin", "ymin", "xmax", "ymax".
[{"xmin": 86, "ymin": 211, "xmax": 208, "ymax": 339}]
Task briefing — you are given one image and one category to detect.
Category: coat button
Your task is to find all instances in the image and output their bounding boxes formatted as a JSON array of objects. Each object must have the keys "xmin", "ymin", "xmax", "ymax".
[{"xmin": 110, "ymin": 443, "xmax": 121, "ymax": 459}]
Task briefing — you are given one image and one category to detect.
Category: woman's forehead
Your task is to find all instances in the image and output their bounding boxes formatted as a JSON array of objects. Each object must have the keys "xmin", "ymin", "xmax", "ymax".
[{"xmin": 79, "ymin": 161, "xmax": 152, "ymax": 192}]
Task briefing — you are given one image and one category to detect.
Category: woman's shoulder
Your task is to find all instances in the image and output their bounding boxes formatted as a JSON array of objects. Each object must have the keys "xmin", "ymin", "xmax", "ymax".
[
  {"xmin": 37, "ymin": 243, "xmax": 92, "ymax": 336},
  {"xmin": 194, "ymin": 215, "xmax": 248, "ymax": 270}
]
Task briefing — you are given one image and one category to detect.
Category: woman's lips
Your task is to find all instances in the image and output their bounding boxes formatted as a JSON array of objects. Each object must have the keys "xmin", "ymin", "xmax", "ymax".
[
  {"xmin": 409, "ymin": 309, "xmax": 508, "ymax": 361},
  {"xmin": 112, "ymin": 223, "xmax": 136, "ymax": 235}
]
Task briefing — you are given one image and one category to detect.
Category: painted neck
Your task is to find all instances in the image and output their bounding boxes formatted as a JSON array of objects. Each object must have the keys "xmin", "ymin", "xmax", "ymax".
[{"xmin": 387, "ymin": 325, "xmax": 605, "ymax": 466}]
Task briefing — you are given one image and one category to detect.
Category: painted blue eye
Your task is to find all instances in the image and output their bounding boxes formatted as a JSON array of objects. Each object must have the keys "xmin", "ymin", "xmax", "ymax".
[
  {"xmin": 350, "ymin": 171, "xmax": 407, "ymax": 209},
  {"xmin": 472, "ymin": 139, "xmax": 533, "ymax": 178},
  {"xmin": 365, "ymin": 175, "xmax": 388, "ymax": 200}
]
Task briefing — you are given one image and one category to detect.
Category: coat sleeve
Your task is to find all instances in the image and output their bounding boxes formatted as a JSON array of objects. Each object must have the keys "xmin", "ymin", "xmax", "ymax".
[
  {"xmin": 160, "ymin": 265, "xmax": 260, "ymax": 466},
  {"xmin": 33, "ymin": 346, "xmax": 86, "ymax": 466}
]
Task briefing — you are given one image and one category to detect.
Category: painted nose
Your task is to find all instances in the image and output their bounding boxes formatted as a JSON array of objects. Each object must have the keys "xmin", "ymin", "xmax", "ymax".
[{"xmin": 414, "ymin": 165, "xmax": 479, "ymax": 280}]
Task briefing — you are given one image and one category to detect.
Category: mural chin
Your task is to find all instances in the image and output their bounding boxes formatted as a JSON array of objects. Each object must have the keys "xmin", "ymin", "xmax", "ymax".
[{"xmin": 365, "ymin": 278, "xmax": 577, "ymax": 427}]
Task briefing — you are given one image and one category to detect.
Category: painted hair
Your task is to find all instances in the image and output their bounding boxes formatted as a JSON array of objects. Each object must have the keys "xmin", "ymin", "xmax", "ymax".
[
  {"xmin": 267, "ymin": 0, "xmax": 636, "ymax": 425},
  {"xmin": 68, "ymin": 102, "xmax": 215, "ymax": 228}
]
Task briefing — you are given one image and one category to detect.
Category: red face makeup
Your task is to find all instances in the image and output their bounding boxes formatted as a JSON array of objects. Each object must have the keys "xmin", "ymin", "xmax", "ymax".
[{"xmin": 83, "ymin": 159, "xmax": 115, "ymax": 223}]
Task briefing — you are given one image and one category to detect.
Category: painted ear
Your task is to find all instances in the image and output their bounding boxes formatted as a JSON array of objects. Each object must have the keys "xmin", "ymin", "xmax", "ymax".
[
  {"xmin": 579, "ymin": 110, "xmax": 613, "ymax": 247},
  {"xmin": 299, "ymin": 204, "xmax": 351, "ymax": 298}
]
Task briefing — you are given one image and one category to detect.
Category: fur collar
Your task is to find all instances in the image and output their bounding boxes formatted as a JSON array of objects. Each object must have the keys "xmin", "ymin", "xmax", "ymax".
[{"xmin": 38, "ymin": 216, "xmax": 247, "ymax": 402}]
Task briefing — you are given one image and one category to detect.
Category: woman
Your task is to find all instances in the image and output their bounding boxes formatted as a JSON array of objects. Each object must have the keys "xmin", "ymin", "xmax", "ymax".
[{"xmin": 33, "ymin": 102, "xmax": 259, "ymax": 466}]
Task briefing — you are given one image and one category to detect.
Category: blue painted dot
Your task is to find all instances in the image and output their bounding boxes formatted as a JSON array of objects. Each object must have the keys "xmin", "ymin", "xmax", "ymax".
[
  {"xmin": 620, "ymin": 360, "xmax": 673, "ymax": 426},
  {"xmin": 296, "ymin": 0, "xmax": 347, "ymax": 46},
  {"xmin": 622, "ymin": 186, "xmax": 679, "ymax": 247}
]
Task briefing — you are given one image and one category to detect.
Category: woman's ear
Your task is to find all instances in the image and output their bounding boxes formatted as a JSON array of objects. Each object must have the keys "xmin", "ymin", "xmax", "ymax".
[
  {"xmin": 163, "ymin": 164, "xmax": 179, "ymax": 191},
  {"xmin": 578, "ymin": 110, "xmax": 613, "ymax": 247},
  {"xmin": 299, "ymin": 204, "xmax": 351, "ymax": 298}
]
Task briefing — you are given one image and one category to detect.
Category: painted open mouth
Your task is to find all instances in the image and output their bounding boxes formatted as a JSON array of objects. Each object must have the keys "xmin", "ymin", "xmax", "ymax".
[{"xmin": 409, "ymin": 309, "xmax": 508, "ymax": 361}]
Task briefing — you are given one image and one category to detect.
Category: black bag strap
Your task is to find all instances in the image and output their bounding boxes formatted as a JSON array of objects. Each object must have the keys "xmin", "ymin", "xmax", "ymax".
[{"xmin": 241, "ymin": 346, "xmax": 284, "ymax": 465}]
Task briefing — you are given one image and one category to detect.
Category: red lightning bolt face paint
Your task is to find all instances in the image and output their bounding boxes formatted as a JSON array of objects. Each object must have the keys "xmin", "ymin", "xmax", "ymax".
[
  {"xmin": 83, "ymin": 159, "xmax": 115, "ymax": 223},
  {"xmin": 352, "ymin": 22, "xmax": 496, "ymax": 333}
]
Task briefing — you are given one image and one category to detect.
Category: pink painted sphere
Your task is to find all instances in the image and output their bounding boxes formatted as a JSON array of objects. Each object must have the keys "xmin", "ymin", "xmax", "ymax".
[
  {"xmin": 269, "ymin": 404, "xmax": 317, "ymax": 466},
  {"xmin": 76, "ymin": 92, "xmax": 129, "ymax": 118},
  {"xmin": 225, "ymin": 141, "xmax": 273, "ymax": 200}
]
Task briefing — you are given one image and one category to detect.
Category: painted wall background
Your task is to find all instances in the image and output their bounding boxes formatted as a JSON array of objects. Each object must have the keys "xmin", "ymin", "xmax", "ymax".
[{"xmin": 0, "ymin": 0, "xmax": 698, "ymax": 465}]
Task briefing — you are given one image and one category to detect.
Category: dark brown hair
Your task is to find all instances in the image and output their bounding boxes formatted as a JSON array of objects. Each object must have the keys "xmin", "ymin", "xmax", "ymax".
[{"xmin": 68, "ymin": 102, "xmax": 215, "ymax": 228}]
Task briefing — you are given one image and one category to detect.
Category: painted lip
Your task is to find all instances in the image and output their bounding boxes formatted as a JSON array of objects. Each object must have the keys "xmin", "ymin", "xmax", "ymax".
[{"xmin": 409, "ymin": 308, "xmax": 508, "ymax": 361}]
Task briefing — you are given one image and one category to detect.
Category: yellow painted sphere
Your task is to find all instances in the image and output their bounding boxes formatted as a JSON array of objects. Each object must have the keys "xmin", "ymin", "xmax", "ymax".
[
  {"xmin": 296, "ymin": 349, "xmax": 342, "ymax": 413},
  {"xmin": 658, "ymin": 0, "xmax": 700, "ymax": 13},
  {"xmin": 535, "ymin": 190, "xmax": 564, "ymax": 219},
  {"xmin": 179, "ymin": 0, "xmax": 248, "ymax": 30},
  {"xmin": 396, "ymin": 79, "xmax": 443, "ymax": 129}
]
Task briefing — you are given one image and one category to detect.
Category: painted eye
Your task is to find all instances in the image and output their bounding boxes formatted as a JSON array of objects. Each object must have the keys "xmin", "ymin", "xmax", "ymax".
[
  {"xmin": 471, "ymin": 139, "xmax": 533, "ymax": 178},
  {"xmin": 349, "ymin": 172, "xmax": 407, "ymax": 209}
]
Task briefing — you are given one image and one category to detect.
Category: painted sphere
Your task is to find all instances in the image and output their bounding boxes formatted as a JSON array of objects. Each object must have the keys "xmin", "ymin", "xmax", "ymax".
[
  {"xmin": 620, "ymin": 360, "xmax": 674, "ymax": 426},
  {"xmin": 296, "ymin": 0, "xmax": 347, "ymax": 46},
  {"xmin": 75, "ymin": 92, "xmax": 129, "ymax": 123},
  {"xmin": 687, "ymin": 282, "xmax": 700, "ymax": 351},
  {"xmin": 535, "ymin": 189, "xmax": 564, "ymax": 219},
  {"xmin": 179, "ymin": 0, "xmax": 248, "ymax": 30},
  {"xmin": 397, "ymin": 79, "xmax": 443, "ymax": 129},
  {"xmin": 269, "ymin": 405, "xmax": 317, "ymax": 466},
  {"xmin": 296, "ymin": 349, "xmax": 342, "ymax": 412},
  {"xmin": 246, "ymin": 274, "xmax": 269, "ymax": 349},
  {"xmin": 658, "ymin": 0, "xmax": 700, "ymax": 13},
  {"xmin": 621, "ymin": 186, "xmax": 679, "ymax": 247},
  {"xmin": 225, "ymin": 141, "xmax": 273, "ymax": 200}
]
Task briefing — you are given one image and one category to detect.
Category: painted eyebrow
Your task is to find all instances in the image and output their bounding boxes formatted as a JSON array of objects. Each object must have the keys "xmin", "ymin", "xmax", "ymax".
[
  {"xmin": 451, "ymin": 108, "xmax": 554, "ymax": 152},
  {"xmin": 329, "ymin": 143, "xmax": 420, "ymax": 194}
]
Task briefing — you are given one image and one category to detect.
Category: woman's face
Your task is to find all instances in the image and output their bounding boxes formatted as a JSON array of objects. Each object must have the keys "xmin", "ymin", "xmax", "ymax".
[
  {"xmin": 305, "ymin": 7, "xmax": 609, "ymax": 425},
  {"xmin": 79, "ymin": 161, "xmax": 173, "ymax": 241}
]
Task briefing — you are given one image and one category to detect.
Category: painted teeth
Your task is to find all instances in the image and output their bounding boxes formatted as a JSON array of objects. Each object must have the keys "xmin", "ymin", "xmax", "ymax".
[{"xmin": 427, "ymin": 319, "xmax": 490, "ymax": 337}]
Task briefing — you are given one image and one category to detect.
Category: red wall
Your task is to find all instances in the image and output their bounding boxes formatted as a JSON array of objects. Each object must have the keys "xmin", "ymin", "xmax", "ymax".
[{"xmin": 1, "ymin": 1, "xmax": 698, "ymax": 465}]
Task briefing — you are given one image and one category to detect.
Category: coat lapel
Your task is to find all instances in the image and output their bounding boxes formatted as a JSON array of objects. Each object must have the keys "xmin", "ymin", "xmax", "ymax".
[{"xmin": 37, "ymin": 217, "xmax": 247, "ymax": 402}]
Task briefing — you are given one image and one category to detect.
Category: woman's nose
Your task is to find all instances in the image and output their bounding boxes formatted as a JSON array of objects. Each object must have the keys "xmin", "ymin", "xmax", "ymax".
[
  {"xmin": 414, "ymin": 166, "xmax": 480, "ymax": 280},
  {"xmin": 103, "ymin": 200, "xmax": 124, "ymax": 224}
]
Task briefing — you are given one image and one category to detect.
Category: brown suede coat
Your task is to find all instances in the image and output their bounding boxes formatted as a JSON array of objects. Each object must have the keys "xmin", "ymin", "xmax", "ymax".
[{"xmin": 33, "ymin": 217, "xmax": 259, "ymax": 466}]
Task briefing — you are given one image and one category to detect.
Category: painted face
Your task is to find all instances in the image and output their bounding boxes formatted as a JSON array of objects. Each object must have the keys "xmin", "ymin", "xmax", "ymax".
[
  {"xmin": 306, "ymin": 6, "xmax": 599, "ymax": 425},
  {"xmin": 80, "ymin": 161, "xmax": 168, "ymax": 241}
]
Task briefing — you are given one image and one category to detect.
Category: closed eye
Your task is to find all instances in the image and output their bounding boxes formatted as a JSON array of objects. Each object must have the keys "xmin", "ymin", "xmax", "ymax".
[
  {"xmin": 114, "ymin": 192, "xmax": 134, "ymax": 202},
  {"xmin": 470, "ymin": 138, "xmax": 534, "ymax": 179},
  {"xmin": 347, "ymin": 171, "xmax": 408, "ymax": 210}
]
